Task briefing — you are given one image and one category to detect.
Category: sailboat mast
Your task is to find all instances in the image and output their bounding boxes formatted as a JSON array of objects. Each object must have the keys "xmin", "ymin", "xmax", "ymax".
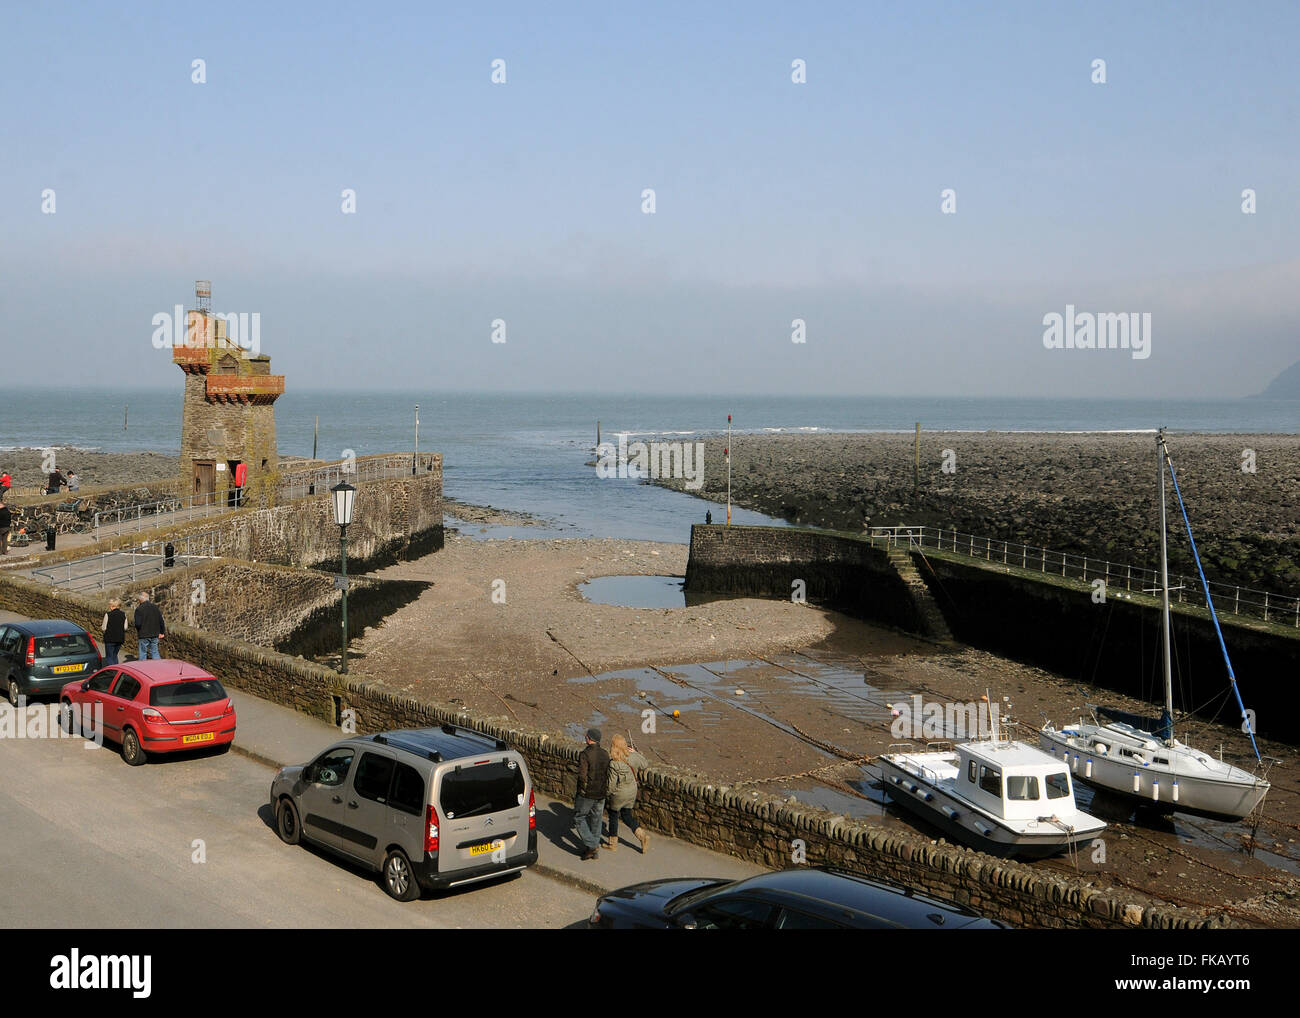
[{"xmin": 1158, "ymin": 429, "xmax": 1175, "ymax": 740}]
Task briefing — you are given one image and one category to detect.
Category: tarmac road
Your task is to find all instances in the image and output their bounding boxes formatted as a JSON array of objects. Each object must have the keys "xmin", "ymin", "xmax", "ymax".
[{"xmin": 0, "ymin": 705, "xmax": 595, "ymax": 929}]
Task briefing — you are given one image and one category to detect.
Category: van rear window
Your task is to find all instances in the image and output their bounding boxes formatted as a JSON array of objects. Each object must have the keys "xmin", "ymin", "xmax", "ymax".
[
  {"xmin": 439, "ymin": 759, "xmax": 525, "ymax": 819},
  {"xmin": 37, "ymin": 634, "xmax": 93, "ymax": 658},
  {"xmin": 150, "ymin": 679, "xmax": 226, "ymax": 706}
]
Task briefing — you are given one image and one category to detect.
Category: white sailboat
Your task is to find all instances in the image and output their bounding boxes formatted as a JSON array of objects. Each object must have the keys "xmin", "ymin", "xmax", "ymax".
[{"xmin": 1040, "ymin": 429, "xmax": 1271, "ymax": 822}]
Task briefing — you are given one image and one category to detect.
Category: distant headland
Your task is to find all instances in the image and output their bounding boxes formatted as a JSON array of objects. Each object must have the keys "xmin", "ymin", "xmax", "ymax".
[{"xmin": 1257, "ymin": 359, "xmax": 1300, "ymax": 399}]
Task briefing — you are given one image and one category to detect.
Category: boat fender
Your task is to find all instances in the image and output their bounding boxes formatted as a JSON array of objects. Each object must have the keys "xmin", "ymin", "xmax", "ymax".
[
  {"xmin": 1132, "ymin": 772, "xmax": 1140, "ymax": 793},
  {"xmin": 1085, "ymin": 758, "xmax": 1093, "ymax": 778},
  {"xmin": 1172, "ymin": 779, "xmax": 1179, "ymax": 803},
  {"xmin": 1152, "ymin": 779, "xmax": 1160, "ymax": 802}
]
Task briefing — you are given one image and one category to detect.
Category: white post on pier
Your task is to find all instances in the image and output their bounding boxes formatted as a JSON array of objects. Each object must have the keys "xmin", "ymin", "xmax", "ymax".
[{"xmin": 726, "ymin": 413, "xmax": 732, "ymax": 526}]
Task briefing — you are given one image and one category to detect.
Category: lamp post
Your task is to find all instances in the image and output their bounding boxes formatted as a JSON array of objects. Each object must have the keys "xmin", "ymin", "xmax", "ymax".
[
  {"xmin": 331, "ymin": 481, "xmax": 357, "ymax": 674},
  {"xmin": 413, "ymin": 403, "xmax": 420, "ymax": 475}
]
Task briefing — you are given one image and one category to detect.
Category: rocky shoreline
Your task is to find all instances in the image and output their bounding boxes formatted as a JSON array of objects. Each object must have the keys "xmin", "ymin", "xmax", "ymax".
[{"xmin": 650, "ymin": 432, "xmax": 1300, "ymax": 594}]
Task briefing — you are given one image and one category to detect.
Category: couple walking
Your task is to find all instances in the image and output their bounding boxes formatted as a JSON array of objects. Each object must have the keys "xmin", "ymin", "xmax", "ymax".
[
  {"xmin": 100, "ymin": 591, "xmax": 167, "ymax": 664},
  {"xmin": 574, "ymin": 728, "xmax": 650, "ymax": 861}
]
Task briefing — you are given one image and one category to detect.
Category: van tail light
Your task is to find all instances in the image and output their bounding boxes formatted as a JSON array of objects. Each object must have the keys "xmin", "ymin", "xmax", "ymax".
[
  {"xmin": 425, "ymin": 805, "xmax": 439, "ymax": 854},
  {"xmin": 528, "ymin": 789, "xmax": 536, "ymax": 830},
  {"xmin": 25, "ymin": 638, "xmax": 35, "ymax": 667},
  {"xmin": 141, "ymin": 707, "xmax": 168, "ymax": 726}
]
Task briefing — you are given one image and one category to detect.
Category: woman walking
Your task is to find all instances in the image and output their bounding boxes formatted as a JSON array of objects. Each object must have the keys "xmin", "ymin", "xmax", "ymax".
[
  {"xmin": 604, "ymin": 734, "xmax": 651, "ymax": 853},
  {"xmin": 101, "ymin": 598, "xmax": 126, "ymax": 665}
]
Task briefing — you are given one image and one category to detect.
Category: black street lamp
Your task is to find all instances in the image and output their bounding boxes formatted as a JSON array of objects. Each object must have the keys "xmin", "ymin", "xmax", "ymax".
[{"xmin": 331, "ymin": 481, "xmax": 356, "ymax": 674}]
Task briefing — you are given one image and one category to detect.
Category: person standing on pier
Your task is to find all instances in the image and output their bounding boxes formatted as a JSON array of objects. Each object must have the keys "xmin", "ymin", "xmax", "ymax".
[
  {"xmin": 574, "ymin": 728, "xmax": 610, "ymax": 860},
  {"xmin": 133, "ymin": 591, "xmax": 166, "ymax": 660},
  {"xmin": 101, "ymin": 598, "xmax": 126, "ymax": 665}
]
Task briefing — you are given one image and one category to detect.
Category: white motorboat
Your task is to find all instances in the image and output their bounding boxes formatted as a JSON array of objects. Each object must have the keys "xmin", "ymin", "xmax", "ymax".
[
  {"xmin": 1040, "ymin": 429, "xmax": 1270, "ymax": 822},
  {"xmin": 879, "ymin": 737, "xmax": 1106, "ymax": 858}
]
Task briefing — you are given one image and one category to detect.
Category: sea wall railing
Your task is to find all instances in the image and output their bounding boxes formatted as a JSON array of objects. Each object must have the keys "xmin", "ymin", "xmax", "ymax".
[
  {"xmin": 868, "ymin": 525, "xmax": 1300, "ymax": 629},
  {"xmin": 276, "ymin": 453, "xmax": 438, "ymax": 502},
  {"xmin": 31, "ymin": 531, "xmax": 221, "ymax": 593},
  {"xmin": 92, "ymin": 489, "xmax": 228, "ymax": 535}
]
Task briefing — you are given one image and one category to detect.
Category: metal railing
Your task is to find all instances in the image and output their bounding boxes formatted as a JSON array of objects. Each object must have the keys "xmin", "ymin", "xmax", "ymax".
[
  {"xmin": 277, "ymin": 453, "xmax": 438, "ymax": 502},
  {"xmin": 92, "ymin": 489, "xmax": 233, "ymax": 535},
  {"xmin": 868, "ymin": 525, "xmax": 1300, "ymax": 629},
  {"xmin": 32, "ymin": 531, "xmax": 222, "ymax": 593}
]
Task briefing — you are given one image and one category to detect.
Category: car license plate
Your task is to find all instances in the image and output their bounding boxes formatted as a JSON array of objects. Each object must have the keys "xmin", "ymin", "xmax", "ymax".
[
  {"xmin": 182, "ymin": 732, "xmax": 215, "ymax": 745},
  {"xmin": 52, "ymin": 664, "xmax": 84, "ymax": 674},
  {"xmin": 469, "ymin": 839, "xmax": 504, "ymax": 857}
]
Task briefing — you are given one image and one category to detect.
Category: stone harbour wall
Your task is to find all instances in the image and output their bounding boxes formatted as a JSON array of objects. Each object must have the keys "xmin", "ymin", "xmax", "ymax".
[{"xmin": 685, "ymin": 524, "xmax": 926, "ymax": 633}]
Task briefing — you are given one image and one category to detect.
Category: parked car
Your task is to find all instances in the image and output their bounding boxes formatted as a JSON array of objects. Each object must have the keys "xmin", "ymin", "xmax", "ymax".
[
  {"xmin": 270, "ymin": 726, "xmax": 539, "ymax": 901},
  {"xmin": 588, "ymin": 866, "xmax": 1009, "ymax": 929},
  {"xmin": 1, "ymin": 619, "xmax": 102, "ymax": 706},
  {"xmin": 59, "ymin": 659, "xmax": 236, "ymax": 765}
]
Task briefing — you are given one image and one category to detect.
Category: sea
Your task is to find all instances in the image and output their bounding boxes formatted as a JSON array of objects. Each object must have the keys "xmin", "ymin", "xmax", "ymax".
[{"xmin": 2, "ymin": 390, "xmax": 1297, "ymax": 544}]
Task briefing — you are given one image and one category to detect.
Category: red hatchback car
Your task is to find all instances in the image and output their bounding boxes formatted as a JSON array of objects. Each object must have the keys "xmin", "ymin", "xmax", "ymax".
[{"xmin": 60, "ymin": 659, "xmax": 237, "ymax": 765}]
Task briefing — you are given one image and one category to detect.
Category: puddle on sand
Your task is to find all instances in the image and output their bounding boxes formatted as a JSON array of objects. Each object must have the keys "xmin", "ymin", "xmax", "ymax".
[
  {"xmin": 579, "ymin": 575, "xmax": 687, "ymax": 609},
  {"xmin": 567, "ymin": 652, "xmax": 902, "ymax": 767}
]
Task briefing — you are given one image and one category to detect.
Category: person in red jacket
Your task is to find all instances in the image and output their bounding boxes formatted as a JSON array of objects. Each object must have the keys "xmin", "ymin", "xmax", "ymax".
[{"xmin": 233, "ymin": 462, "xmax": 248, "ymax": 506}]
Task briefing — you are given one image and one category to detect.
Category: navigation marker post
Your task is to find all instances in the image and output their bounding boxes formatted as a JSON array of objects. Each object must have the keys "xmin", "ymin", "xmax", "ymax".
[{"xmin": 726, "ymin": 413, "xmax": 732, "ymax": 526}]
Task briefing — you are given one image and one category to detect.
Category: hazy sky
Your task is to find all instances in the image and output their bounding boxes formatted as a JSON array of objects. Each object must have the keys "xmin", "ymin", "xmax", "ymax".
[{"xmin": 2, "ymin": 1, "xmax": 1296, "ymax": 396}]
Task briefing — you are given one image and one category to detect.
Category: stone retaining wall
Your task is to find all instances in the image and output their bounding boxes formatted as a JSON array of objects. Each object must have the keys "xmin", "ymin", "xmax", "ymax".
[
  {"xmin": 7, "ymin": 458, "xmax": 443, "ymax": 576},
  {"xmin": 131, "ymin": 559, "xmax": 428, "ymax": 657},
  {"xmin": 684, "ymin": 524, "xmax": 926, "ymax": 633},
  {"xmin": 0, "ymin": 569, "xmax": 1223, "ymax": 929}
]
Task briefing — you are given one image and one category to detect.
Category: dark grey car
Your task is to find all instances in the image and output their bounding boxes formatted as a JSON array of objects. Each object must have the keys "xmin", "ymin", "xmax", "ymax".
[
  {"xmin": 269, "ymin": 726, "xmax": 538, "ymax": 900},
  {"xmin": 0, "ymin": 620, "xmax": 102, "ymax": 706}
]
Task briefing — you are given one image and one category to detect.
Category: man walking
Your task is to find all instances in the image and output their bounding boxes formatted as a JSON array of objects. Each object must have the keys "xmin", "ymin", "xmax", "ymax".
[
  {"xmin": 574, "ymin": 728, "xmax": 610, "ymax": 861},
  {"xmin": 134, "ymin": 591, "xmax": 166, "ymax": 660},
  {"xmin": 0, "ymin": 500, "xmax": 10, "ymax": 555}
]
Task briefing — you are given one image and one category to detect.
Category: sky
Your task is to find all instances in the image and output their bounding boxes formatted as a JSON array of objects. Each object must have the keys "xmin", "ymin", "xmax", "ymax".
[{"xmin": 1, "ymin": 1, "xmax": 1297, "ymax": 396}]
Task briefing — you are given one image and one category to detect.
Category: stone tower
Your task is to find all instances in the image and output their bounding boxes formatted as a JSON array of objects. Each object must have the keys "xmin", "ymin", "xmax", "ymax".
[{"xmin": 173, "ymin": 283, "xmax": 284, "ymax": 508}]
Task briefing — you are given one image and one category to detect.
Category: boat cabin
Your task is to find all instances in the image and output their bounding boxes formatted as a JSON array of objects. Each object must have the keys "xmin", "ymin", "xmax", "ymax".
[{"xmin": 956, "ymin": 742, "xmax": 1075, "ymax": 820}]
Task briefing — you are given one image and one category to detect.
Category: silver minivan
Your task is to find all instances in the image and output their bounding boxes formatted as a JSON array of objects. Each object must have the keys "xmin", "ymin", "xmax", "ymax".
[{"xmin": 270, "ymin": 726, "xmax": 538, "ymax": 900}]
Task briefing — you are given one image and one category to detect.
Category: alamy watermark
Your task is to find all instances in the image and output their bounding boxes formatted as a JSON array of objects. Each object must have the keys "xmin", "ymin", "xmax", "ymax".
[
  {"xmin": 152, "ymin": 306, "xmax": 261, "ymax": 354},
  {"xmin": 1, "ymin": 697, "xmax": 103, "ymax": 747},
  {"xmin": 595, "ymin": 435, "xmax": 705, "ymax": 490},
  {"xmin": 890, "ymin": 695, "xmax": 1000, "ymax": 740},
  {"xmin": 1042, "ymin": 305, "xmax": 1151, "ymax": 360}
]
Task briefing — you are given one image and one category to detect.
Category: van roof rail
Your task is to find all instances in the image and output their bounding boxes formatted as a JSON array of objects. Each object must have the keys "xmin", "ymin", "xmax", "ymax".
[{"xmin": 372, "ymin": 734, "xmax": 388, "ymax": 745}]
